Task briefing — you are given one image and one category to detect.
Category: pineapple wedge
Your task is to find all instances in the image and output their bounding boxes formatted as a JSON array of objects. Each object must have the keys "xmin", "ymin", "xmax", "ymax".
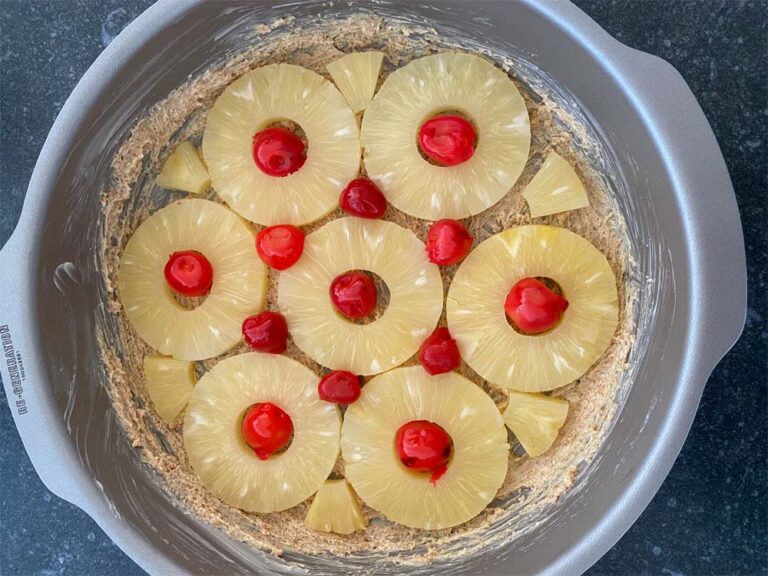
[
  {"xmin": 504, "ymin": 391, "xmax": 569, "ymax": 457},
  {"xmin": 184, "ymin": 353, "xmax": 341, "ymax": 513},
  {"xmin": 304, "ymin": 479, "xmax": 368, "ymax": 535},
  {"xmin": 447, "ymin": 225, "xmax": 618, "ymax": 392},
  {"xmin": 143, "ymin": 356, "xmax": 196, "ymax": 424},
  {"xmin": 361, "ymin": 52, "xmax": 530, "ymax": 220},
  {"xmin": 278, "ymin": 217, "xmax": 443, "ymax": 375},
  {"xmin": 203, "ymin": 64, "xmax": 360, "ymax": 226},
  {"xmin": 118, "ymin": 199, "xmax": 267, "ymax": 361},
  {"xmin": 156, "ymin": 141, "xmax": 210, "ymax": 194},
  {"xmin": 327, "ymin": 52, "xmax": 385, "ymax": 113},
  {"xmin": 523, "ymin": 152, "xmax": 589, "ymax": 218},
  {"xmin": 342, "ymin": 366, "xmax": 509, "ymax": 530}
]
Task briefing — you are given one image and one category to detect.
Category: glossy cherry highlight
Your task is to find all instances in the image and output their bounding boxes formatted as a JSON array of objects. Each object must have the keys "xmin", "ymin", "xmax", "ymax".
[
  {"xmin": 339, "ymin": 178, "xmax": 387, "ymax": 219},
  {"xmin": 164, "ymin": 250, "xmax": 214, "ymax": 297},
  {"xmin": 256, "ymin": 225, "xmax": 305, "ymax": 270},
  {"xmin": 418, "ymin": 114, "xmax": 477, "ymax": 167},
  {"xmin": 242, "ymin": 312, "xmax": 289, "ymax": 353},
  {"xmin": 419, "ymin": 327, "xmax": 461, "ymax": 375},
  {"xmin": 505, "ymin": 278, "xmax": 569, "ymax": 334},
  {"xmin": 425, "ymin": 219, "xmax": 473, "ymax": 266},
  {"xmin": 241, "ymin": 402, "xmax": 293, "ymax": 460},
  {"xmin": 252, "ymin": 127, "xmax": 306, "ymax": 177},
  {"xmin": 330, "ymin": 272, "xmax": 378, "ymax": 319},
  {"xmin": 395, "ymin": 420, "xmax": 452, "ymax": 484},
  {"xmin": 317, "ymin": 371, "xmax": 362, "ymax": 405}
]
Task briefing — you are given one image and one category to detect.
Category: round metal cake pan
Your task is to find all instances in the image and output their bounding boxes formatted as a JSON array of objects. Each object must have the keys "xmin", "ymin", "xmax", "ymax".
[{"xmin": 0, "ymin": 1, "xmax": 746, "ymax": 574}]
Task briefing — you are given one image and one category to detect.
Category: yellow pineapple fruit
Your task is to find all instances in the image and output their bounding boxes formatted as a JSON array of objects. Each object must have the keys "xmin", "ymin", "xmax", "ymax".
[
  {"xmin": 143, "ymin": 356, "xmax": 196, "ymax": 424},
  {"xmin": 523, "ymin": 152, "xmax": 589, "ymax": 218},
  {"xmin": 118, "ymin": 199, "xmax": 267, "ymax": 361},
  {"xmin": 304, "ymin": 479, "xmax": 368, "ymax": 535},
  {"xmin": 447, "ymin": 225, "xmax": 618, "ymax": 392},
  {"xmin": 156, "ymin": 141, "xmax": 210, "ymax": 194},
  {"xmin": 361, "ymin": 52, "xmax": 530, "ymax": 220},
  {"xmin": 278, "ymin": 217, "xmax": 443, "ymax": 375},
  {"xmin": 202, "ymin": 64, "xmax": 361, "ymax": 226},
  {"xmin": 341, "ymin": 366, "xmax": 509, "ymax": 530},
  {"xmin": 503, "ymin": 391, "xmax": 569, "ymax": 457},
  {"xmin": 327, "ymin": 52, "xmax": 385, "ymax": 113},
  {"xmin": 184, "ymin": 353, "xmax": 341, "ymax": 513}
]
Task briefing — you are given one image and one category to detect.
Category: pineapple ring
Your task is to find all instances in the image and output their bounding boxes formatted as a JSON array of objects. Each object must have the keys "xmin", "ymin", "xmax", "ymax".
[
  {"xmin": 277, "ymin": 217, "xmax": 444, "ymax": 375},
  {"xmin": 361, "ymin": 52, "xmax": 530, "ymax": 220},
  {"xmin": 447, "ymin": 225, "xmax": 619, "ymax": 392},
  {"xmin": 184, "ymin": 353, "xmax": 341, "ymax": 513},
  {"xmin": 202, "ymin": 64, "xmax": 361, "ymax": 226},
  {"xmin": 341, "ymin": 366, "xmax": 509, "ymax": 530},
  {"xmin": 118, "ymin": 199, "xmax": 267, "ymax": 361}
]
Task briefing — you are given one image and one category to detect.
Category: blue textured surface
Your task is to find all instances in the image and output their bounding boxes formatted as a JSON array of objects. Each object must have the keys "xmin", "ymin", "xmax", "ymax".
[{"xmin": 1, "ymin": 1, "xmax": 766, "ymax": 575}]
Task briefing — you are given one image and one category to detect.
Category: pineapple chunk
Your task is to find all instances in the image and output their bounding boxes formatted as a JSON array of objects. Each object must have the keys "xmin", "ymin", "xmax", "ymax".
[
  {"xmin": 202, "ymin": 64, "xmax": 361, "ymax": 226},
  {"xmin": 304, "ymin": 479, "xmax": 368, "ymax": 535},
  {"xmin": 184, "ymin": 353, "xmax": 341, "ymax": 513},
  {"xmin": 278, "ymin": 217, "xmax": 443, "ymax": 375},
  {"xmin": 504, "ymin": 391, "xmax": 569, "ymax": 457},
  {"xmin": 447, "ymin": 225, "xmax": 618, "ymax": 392},
  {"xmin": 523, "ymin": 152, "xmax": 589, "ymax": 218},
  {"xmin": 361, "ymin": 53, "xmax": 530, "ymax": 220},
  {"xmin": 156, "ymin": 141, "xmax": 210, "ymax": 194},
  {"xmin": 143, "ymin": 356, "xmax": 196, "ymax": 424},
  {"xmin": 327, "ymin": 52, "xmax": 385, "ymax": 113},
  {"xmin": 118, "ymin": 199, "xmax": 267, "ymax": 361},
  {"xmin": 342, "ymin": 367, "xmax": 509, "ymax": 530}
]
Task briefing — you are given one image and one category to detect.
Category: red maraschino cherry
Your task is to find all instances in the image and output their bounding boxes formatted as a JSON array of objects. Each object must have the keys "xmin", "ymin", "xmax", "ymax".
[
  {"xmin": 164, "ymin": 250, "xmax": 214, "ymax": 297},
  {"xmin": 395, "ymin": 420, "xmax": 452, "ymax": 484},
  {"xmin": 418, "ymin": 114, "xmax": 477, "ymax": 167},
  {"xmin": 330, "ymin": 272, "xmax": 377, "ymax": 319},
  {"xmin": 252, "ymin": 127, "xmax": 306, "ymax": 177},
  {"xmin": 505, "ymin": 278, "xmax": 569, "ymax": 334},
  {"xmin": 242, "ymin": 312, "xmax": 288, "ymax": 353},
  {"xmin": 339, "ymin": 178, "xmax": 387, "ymax": 219},
  {"xmin": 256, "ymin": 225, "xmax": 305, "ymax": 270},
  {"xmin": 317, "ymin": 371, "xmax": 362, "ymax": 405},
  {"xmin": 419, "ymin": 327, "xmax": 461, "ymax": 375},
  {"xmin": 425, "ymin": 219, "xmax": 473, "ymax": 266},
  {"xmin": 242, "ymin": 402, "xmax": 293, "ymax": 460}
]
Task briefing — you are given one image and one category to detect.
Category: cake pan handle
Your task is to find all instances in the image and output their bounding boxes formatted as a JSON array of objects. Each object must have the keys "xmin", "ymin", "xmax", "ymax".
[
  {"xmin": 0, "ymin": 225, "xmax": 95, "ymax": 510},
  {"xmin": 620, "ymin": 49, "xmax": 747, "ymax": 366},
  {"xmin": 0, "ymin": 226, "xmax": 39, "ymax": 421}
]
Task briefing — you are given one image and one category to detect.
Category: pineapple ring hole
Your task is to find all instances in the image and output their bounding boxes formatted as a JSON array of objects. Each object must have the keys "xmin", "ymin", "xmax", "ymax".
[
  {"xmin": 238, "ymin": 404, "xmax": 295, "ymax": 458},
  {"xmin": 251, "ymin": 119, "xmax": 309, "ymax": 178},
  {"xmin": 163, "ymin": 250, "xmax": 214, "ymax": 310},
  {"xmin": 391, "ymin": 421, "xmax": 455, "ymax": 483},
  {"xmin": 506, "ymin": 276, "xmax": 566, "ymax": 336},
  {"xmin": 416, "ymin": 109, "xmax": 479, "ymax": 166},
  {"xmin": 168, "ymin": 289, "xmax": 210, "ymax": 311},
  {"xmin": 261, "ymin": 119, "xmax": 308, "ymax": 148},
  {"xmin": 165, "ymin": 262, "xmax": 212, "ymax": 310},
  {"xmin": 331, "ymin": 269, "xmax": 391, "ymax": 325}
]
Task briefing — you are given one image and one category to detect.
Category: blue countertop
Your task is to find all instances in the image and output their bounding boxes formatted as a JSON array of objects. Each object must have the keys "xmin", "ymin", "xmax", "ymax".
[{"xmin": 1, "ymin": 1, "xmax": 765, "ymax": 574}]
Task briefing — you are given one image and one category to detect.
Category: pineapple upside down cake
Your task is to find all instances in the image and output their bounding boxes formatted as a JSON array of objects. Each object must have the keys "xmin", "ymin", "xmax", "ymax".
[{"xmin": 104, "ymin": 18, "xmax": 634, "ymax": 561}]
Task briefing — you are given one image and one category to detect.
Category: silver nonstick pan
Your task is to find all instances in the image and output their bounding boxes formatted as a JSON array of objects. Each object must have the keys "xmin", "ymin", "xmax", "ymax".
[{"xmin": 0, "ymin": 1, "xmax": 746, "ymax": 574}]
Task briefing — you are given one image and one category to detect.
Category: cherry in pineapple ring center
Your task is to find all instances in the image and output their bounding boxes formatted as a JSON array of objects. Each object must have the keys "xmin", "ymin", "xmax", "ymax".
[
  {"xmin": 330, "ymin": 270, "xmax": 391, "ymax": 325},
  {"xmin": 252, "ymin": 120, "xmax": 308, "ymax": 177},
  {"xmin": 396, "ymin": 420, "xmax": 454, "ymax": 485},
  {"xmin": 164, "ymin": 250, "xmax": 214, "ymax": 310},
  {"xmin": 417, "ymin": 111, "xmax": 478, "ymax": 167},
  {"xmin": 505, "ymin": 277, "xmax": 569, "ymax": 335},
  {"xmin": 241, "ymin": 402, "xmax": 294, "ymax": 460}
]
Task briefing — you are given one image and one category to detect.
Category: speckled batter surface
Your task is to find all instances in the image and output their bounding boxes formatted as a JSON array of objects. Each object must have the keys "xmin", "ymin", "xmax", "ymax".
[{"xmin": 97, "ymin": 15, "xmax": 634, "ymax": 566}]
